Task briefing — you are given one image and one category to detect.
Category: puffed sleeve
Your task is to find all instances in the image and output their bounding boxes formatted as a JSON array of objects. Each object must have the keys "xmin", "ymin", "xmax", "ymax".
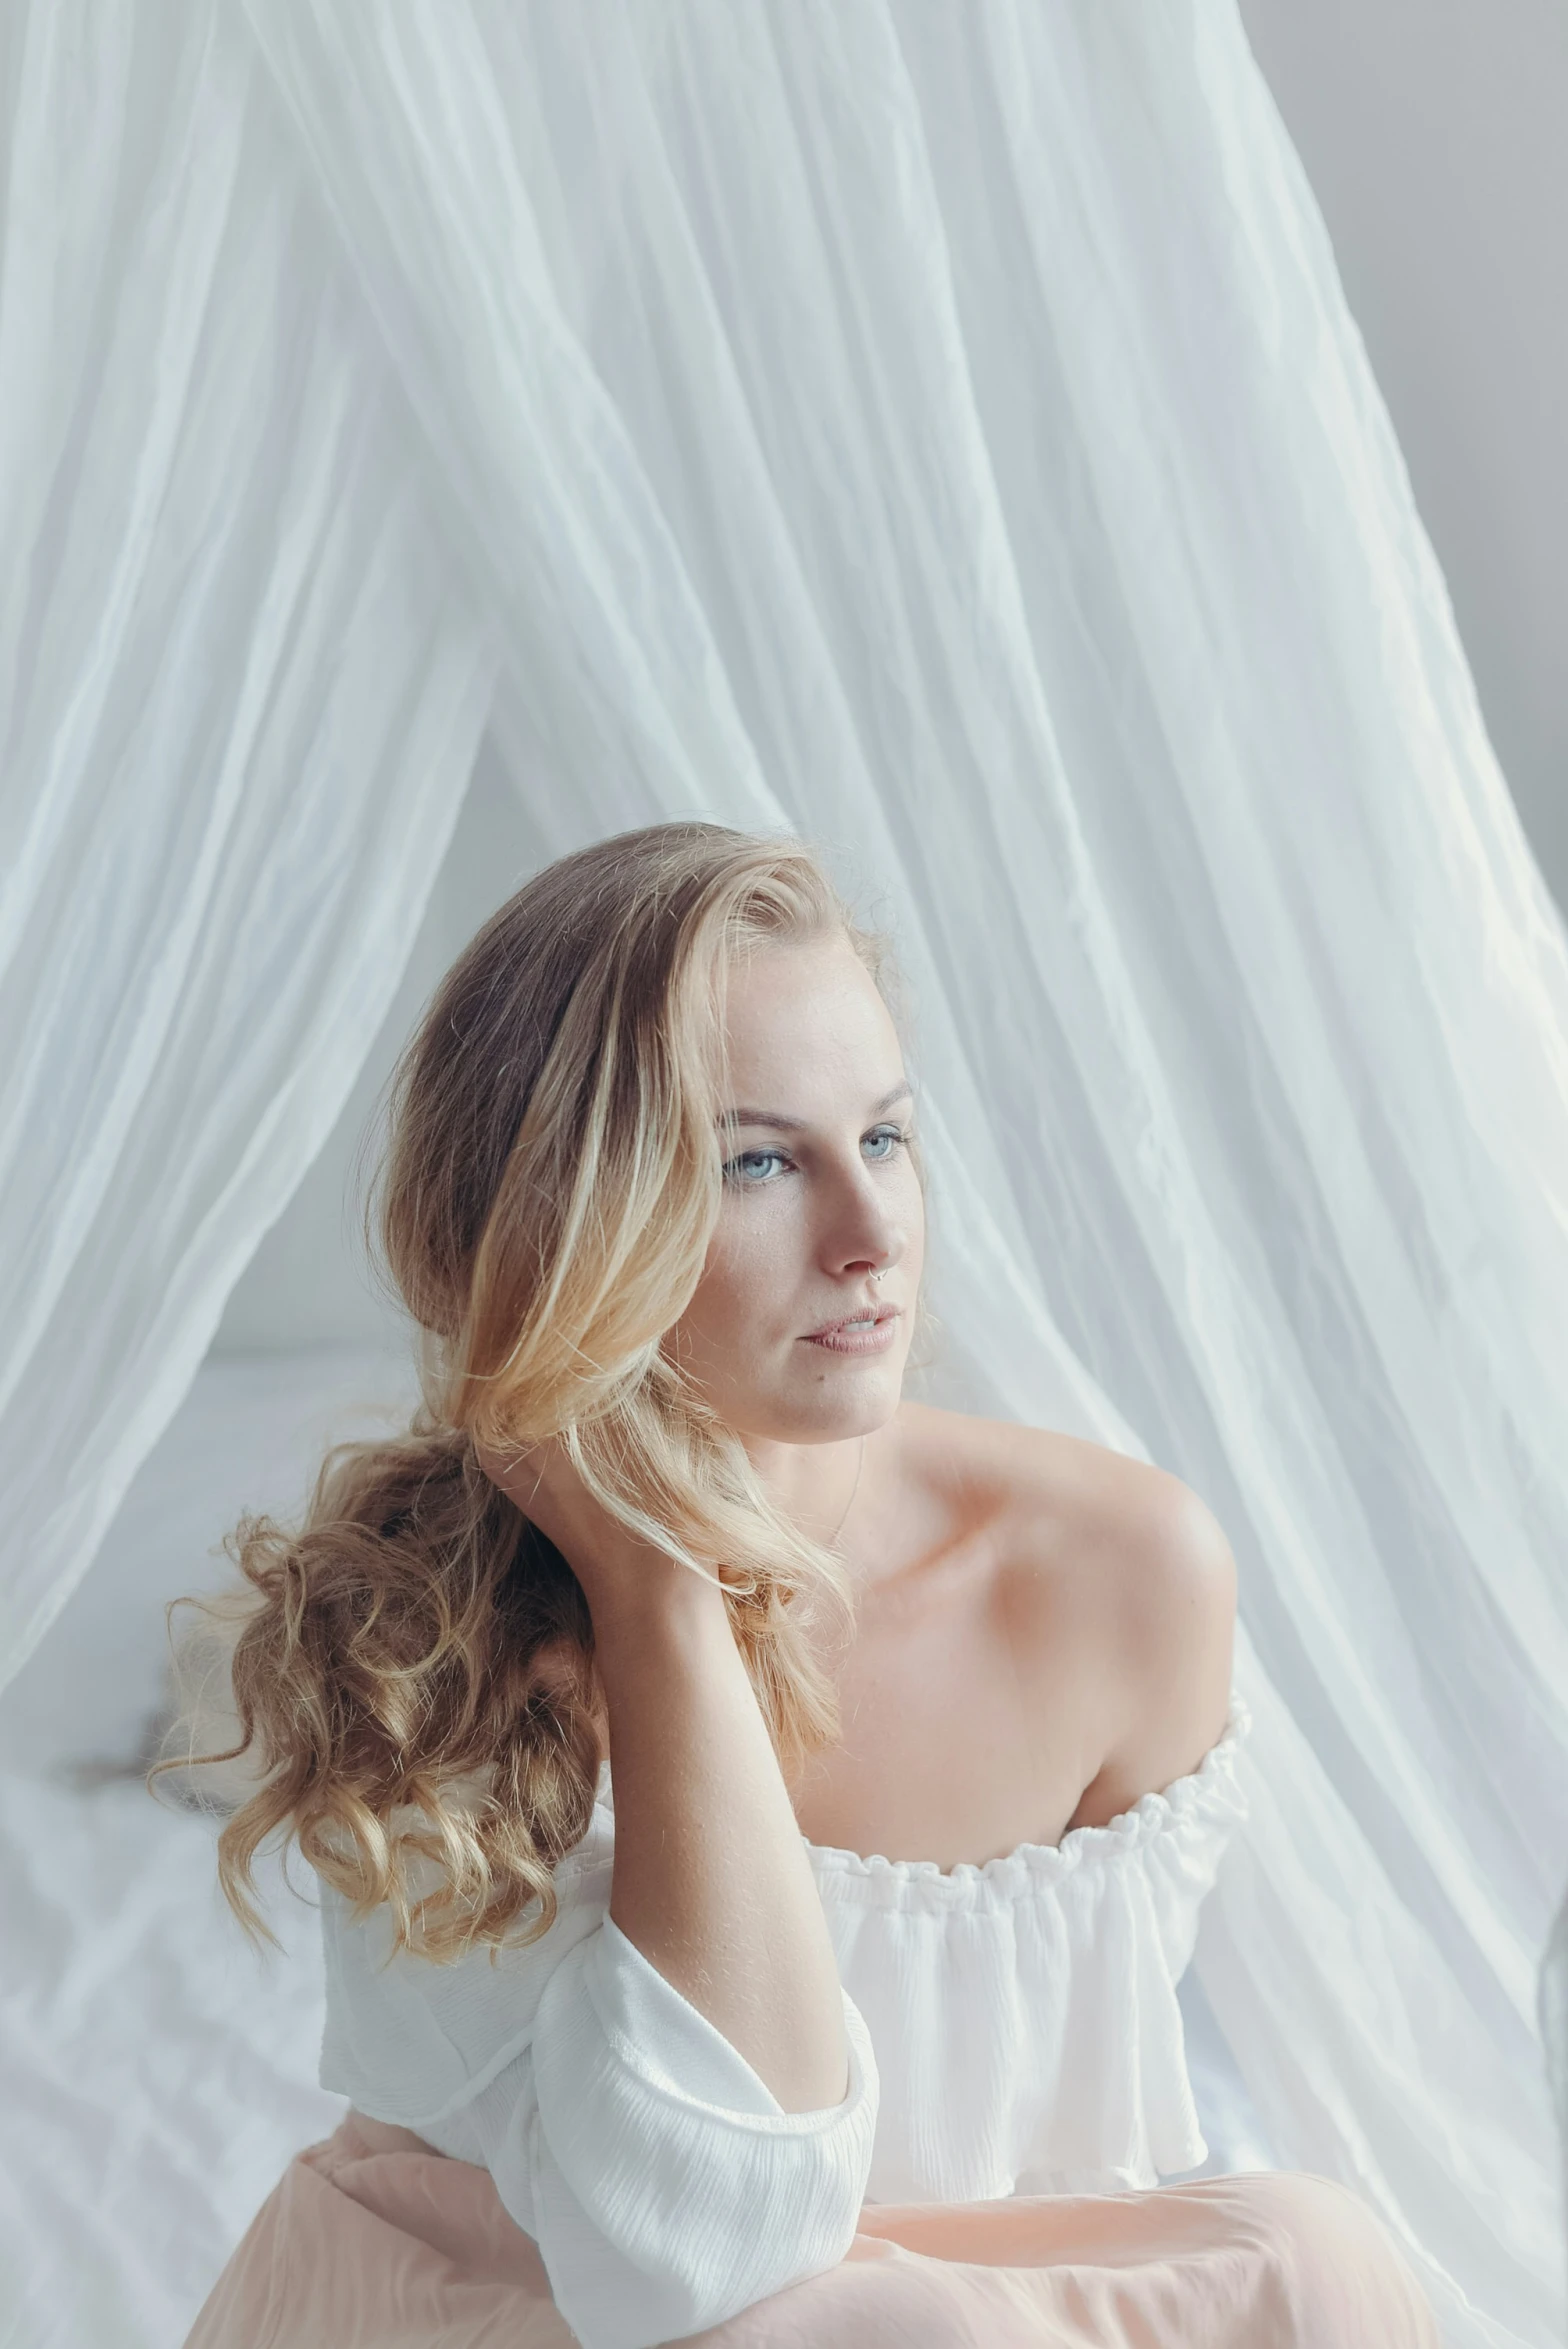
[{"xmin": 317, "ymin": 1834, "xmax": 880, "ymax": 2349}]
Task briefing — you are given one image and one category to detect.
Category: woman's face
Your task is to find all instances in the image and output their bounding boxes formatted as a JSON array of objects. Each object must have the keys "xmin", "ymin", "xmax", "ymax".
[{"xmin": 668, "ymin": 930, "xmax": 926, "ymax": 1446}]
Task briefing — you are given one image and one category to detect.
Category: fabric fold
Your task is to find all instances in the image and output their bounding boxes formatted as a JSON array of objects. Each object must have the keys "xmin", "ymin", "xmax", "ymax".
[{"xmin": 181, "ymin": 2108, "xmax": 1442, "ymax": 2349}]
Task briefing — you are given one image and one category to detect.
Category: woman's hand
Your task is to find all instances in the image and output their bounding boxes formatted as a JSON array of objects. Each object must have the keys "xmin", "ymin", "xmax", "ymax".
[{"xmin": 474, "ymin": 1429, "xmax": 721, "ymax": 1634}]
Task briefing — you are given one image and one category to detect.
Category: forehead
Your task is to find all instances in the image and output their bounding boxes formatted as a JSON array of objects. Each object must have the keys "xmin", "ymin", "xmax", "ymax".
[{"xmin": 719, "ymin": 937, "xmax": 900, "ymax": 1091}]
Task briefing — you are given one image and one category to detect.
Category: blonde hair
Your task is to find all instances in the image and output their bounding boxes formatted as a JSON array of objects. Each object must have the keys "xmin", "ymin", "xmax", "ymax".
[{"xmin": 153, "ymin": 822, "xmax": 932, "ymax": 1963}]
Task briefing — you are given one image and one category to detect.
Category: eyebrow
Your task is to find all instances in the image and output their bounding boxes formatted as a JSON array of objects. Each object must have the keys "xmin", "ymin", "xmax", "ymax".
[{"xmin": 719, "ymin": 1081, "xmax": 914, "ymax": 1132}]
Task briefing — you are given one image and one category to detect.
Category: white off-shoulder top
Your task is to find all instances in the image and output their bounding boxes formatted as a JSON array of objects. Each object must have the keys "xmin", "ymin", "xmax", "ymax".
[{"xmin": 317, "ymin": 1694, "xmax": 1251, "ymax": 2349}]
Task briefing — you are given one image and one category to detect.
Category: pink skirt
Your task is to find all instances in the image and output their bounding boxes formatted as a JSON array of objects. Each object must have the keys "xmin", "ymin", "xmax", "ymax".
[{"xmin": 183, "ymin": 2111, "xmax": 1440, "ymax": 2349}]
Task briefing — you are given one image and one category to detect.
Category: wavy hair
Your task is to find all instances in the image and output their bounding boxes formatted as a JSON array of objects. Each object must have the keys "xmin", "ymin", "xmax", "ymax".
[{"xmin": 153, "ymin": 823, "xmax": 933, "ymax": 1963}]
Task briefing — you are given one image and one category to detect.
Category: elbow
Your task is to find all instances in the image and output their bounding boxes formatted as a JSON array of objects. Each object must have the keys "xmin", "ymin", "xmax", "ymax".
[
  {"xmin": 546, "ymin": 2164, "xmax": 869, "ymax": 2349},
  {"xmin": 535, "ymin": 2006, "xmax": 880, "ymax": 2348},
  {"xmin": 529, "ymin": 1944, "xmax": 880, "ymax": 2346}
]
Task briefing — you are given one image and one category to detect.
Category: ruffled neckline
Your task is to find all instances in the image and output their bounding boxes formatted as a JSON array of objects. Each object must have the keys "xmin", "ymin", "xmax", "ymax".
[
  {"xmin": 592, "ymin": 1694, "xmax": 1251, "ymax": 1905},
  {"xmin": 799, "ymin": 1695, "xmax": 1251, "ymax": 1904}
]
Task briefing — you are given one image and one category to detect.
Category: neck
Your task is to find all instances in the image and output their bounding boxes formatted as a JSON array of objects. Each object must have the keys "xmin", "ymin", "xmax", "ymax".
[{"xmin": 741, "ymin": 1429, "xmax": 869, "ymax": 1552}]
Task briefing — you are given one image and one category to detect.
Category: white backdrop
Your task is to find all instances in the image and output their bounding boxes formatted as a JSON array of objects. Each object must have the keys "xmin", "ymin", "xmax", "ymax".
[{"xmin": 2, "ymin": 5, "xmax": 1565, "ymax": 2345}]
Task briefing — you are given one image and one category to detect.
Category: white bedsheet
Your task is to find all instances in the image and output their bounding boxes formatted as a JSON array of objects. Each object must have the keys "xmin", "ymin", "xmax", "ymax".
[
  {"xmin": 0, "ymin": 1350, "xmax": 409, "ymax": 2347},
  {"xmin": 0, "ymin": 1773, "xmax": 342, "ymax": 2349}
]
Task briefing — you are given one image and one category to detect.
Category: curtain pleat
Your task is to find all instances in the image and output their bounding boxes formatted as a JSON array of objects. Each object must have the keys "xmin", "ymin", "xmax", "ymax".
[{"xmin": 0, "ymin": 0, "xmax": 497, "ymax": 1679}]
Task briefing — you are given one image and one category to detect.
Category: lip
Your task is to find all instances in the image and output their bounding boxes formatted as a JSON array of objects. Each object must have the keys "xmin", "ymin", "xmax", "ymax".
[{"xmin": 802, "ymin": 1304, "xmax": 902, "ymax": 1354}]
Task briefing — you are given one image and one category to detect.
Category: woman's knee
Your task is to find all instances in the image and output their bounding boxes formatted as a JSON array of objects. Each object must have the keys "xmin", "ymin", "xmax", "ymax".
[{"xmin": 1226, "ymin": 2170, "xmax": 1437, "ymax": 2343}]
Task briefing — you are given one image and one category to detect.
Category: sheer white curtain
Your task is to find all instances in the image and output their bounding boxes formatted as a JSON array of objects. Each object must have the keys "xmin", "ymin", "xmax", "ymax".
[
  {"xmin": 0, "ymin": 3, "xmax": 496, "ymax": 1677},
  {"xmin": 3, "ymin": 4, "xmax": 1564, "ymax": 2344}
]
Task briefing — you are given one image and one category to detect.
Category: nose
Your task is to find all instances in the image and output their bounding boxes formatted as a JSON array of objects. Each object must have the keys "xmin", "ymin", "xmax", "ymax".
[{"xmin": 824, "ymin": 1179, "xmax": 903, "ymax": 1286}]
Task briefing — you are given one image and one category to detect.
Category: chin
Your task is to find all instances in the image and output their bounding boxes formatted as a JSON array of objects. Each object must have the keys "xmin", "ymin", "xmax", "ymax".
[{"xmin": 748, "ymin": 1363, "xmax": 907, "ymax": 1446}]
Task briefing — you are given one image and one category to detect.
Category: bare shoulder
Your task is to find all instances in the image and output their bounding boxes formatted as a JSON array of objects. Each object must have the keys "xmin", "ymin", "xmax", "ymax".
[
  {"xmin": 893, "ymin": 1405, "xmax": 1237, "ymax": 1817},
  {"xmin": 892, "ymin": 1398, "xmax": 1224, "ymax": 1566}
]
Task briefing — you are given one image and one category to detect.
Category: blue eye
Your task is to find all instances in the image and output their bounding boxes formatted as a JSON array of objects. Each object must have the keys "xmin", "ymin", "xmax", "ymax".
[
  {"xmin": 720, "ymin": 1126, "xmax": 912, "ymax": 1186},
  {"xmin": 723, "ymin": 1147, "xmax": 792, "ymax": 1186}
]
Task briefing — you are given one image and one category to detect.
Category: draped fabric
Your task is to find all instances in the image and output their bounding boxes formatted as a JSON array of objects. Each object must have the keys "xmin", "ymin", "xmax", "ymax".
[
  {"xmin": 3, "ymin": 5, "xmax": 1564, "ymax": 2345},
  {"xmin": 0, "ymin": 3, "xmax": 497, "ymax": 1677},
  {"xmin": 182, "ymin": 2110, "xmax": 1444, "ymax": 2349}
]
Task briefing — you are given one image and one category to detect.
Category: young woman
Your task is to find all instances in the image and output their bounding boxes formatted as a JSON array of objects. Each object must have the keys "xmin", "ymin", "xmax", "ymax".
[{"xmin": 174, "ymin": 823, "xmax": 1437, "ymax": 2348}]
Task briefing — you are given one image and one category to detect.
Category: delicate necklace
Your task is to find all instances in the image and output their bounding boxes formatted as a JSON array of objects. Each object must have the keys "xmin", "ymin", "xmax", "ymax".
[{"xmin": 829, "ymin": 1434, "xmax": 867, "ymax": 1547}]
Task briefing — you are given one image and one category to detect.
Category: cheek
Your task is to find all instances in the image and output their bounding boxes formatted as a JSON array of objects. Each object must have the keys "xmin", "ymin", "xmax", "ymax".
[
  {"xmin": 719, "ymin": 1192, "xmax": 798, "ymax": 1267},
  {"xmin": 688, "ymin": 1211, "xmax": 793, "ymax": 1337}
]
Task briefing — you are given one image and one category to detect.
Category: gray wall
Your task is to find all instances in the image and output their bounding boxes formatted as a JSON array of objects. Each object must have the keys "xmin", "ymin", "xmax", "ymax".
[{"xmin": 1238, "ymin": 0, "xmax": 1566, "ymax": 909}]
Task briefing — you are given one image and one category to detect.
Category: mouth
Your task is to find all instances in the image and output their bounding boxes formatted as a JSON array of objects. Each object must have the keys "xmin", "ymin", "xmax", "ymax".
[{"xmin": 801, "ymin": 1302, "xmax": 902, "ymax": 1352}]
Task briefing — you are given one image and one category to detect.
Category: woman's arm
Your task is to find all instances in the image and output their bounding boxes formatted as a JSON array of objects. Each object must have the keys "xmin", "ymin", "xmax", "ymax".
[
  {"xmin": 593, "ymin": 1575, "xmax": 851, "ymax": 2112},
  {"xmin": 482, "ymin": 1434, "xmax": 849, "ymax": 2114}
]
